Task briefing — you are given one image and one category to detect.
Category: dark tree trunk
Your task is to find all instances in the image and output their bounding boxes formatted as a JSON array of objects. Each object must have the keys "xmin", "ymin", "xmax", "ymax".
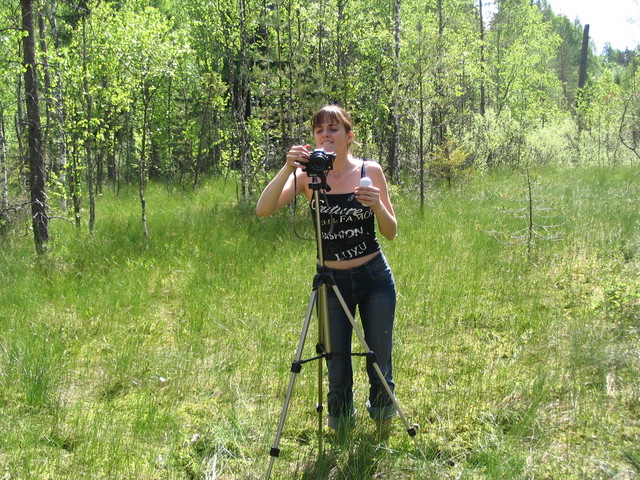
[
  {"xmin": 577, "ymin": 24, "xmax": 589, "ymax": 91},
  {"xmin": 576, "ymin": 24, "xmax": 590, "ymax": 131},
  {"xmin": 21, "ymin": 0, "xmax": 49, "ymax": 253}
]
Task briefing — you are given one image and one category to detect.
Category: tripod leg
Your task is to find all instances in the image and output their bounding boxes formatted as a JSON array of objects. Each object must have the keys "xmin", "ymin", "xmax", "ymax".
[
  {"xmin": 317, "ymin": 352, "xmax": 324, "ymax": 453},
  {"xmin": 316, "ymin": 283, "xmax": 331, "ymax": 454},
  {"xmin": 330, "ymin": 284, "xmax": 417, "ymax": 438},
  {"xmin": 317, "ymin": 284, "xmax": 332, "ymax": 354},
  {"xmin": 265, "ymin": 290, "xmax": 318, "ymax": 480}
]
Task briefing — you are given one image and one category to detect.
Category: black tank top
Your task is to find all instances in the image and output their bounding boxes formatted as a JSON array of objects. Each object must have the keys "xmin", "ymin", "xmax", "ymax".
[{"xmin": 310, "ymin": 161, "xmax": 381, "ymax": 262}]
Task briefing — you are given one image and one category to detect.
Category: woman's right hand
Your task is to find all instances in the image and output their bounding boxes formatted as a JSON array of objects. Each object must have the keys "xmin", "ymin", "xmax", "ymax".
[
  {"xmin": 256, "ymin": 144, "xmax": 312, "ymax": 217},
  {"xmin": 285, "ymin": 144, "xmax": 311, "ymax": 171}
]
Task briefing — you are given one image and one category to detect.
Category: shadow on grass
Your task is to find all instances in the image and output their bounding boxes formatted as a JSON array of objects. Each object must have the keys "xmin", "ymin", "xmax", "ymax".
[{"xmin": 297, "ymin": 427, "xmax": 396, "ymax": 480}]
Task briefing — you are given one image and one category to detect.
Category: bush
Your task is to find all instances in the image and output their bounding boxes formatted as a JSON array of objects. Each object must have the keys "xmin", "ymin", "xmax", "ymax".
[
  {"xmin": 460, "ymin": 109, "xmax": 527, "ymax": 169},
  {"xmin": 428, "ymin": 140, "xmax": 473, "ymax": 187},
  {"xmin": 525, "ymin": 117, "xmax": 579, "ymax": 165}
]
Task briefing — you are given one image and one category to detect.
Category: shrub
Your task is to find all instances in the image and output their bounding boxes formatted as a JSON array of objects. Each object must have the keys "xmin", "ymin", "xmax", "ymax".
[{"xmin": 428, "ymin": 140, "xmax": 473, "ymax": 187}]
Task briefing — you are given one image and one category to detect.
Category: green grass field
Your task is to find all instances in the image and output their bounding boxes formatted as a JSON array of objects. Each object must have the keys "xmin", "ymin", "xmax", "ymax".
[{"xmin": 1, "ymin": 165, "xmax": 639, "ymax": 479}]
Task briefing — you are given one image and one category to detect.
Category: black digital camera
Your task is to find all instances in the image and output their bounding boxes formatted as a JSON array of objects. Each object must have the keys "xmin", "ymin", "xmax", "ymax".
[{"xmin": 303, "ymin": 148, "xmax": 336, "ymax": 177}]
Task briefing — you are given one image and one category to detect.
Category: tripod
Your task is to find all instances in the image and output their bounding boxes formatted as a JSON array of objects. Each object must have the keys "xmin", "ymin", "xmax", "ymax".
[{"xmin": 264, "ymin": 175, "xmax": 417, "ymax": 480}]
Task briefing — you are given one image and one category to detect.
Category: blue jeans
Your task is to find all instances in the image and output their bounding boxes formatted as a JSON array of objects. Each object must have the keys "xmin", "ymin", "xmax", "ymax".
[{"xmin": 317, "ymin": 252, "xmax": 397, "ymax": 430}]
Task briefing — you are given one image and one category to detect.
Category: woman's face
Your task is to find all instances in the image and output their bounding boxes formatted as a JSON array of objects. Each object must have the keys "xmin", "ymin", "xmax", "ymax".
[{"xmin": 313, "ymin": 119, "xmax": 353, "ymax": 156}]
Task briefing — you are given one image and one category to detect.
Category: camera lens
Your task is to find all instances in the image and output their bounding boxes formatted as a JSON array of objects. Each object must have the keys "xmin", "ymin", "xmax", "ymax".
[
  {"xmin": 304, "ymin": 149, "xmax": 334, "ymax": 177},
  {"xmin": 309, "ymin": 152, "xmax": 328, "ymax": 172}
]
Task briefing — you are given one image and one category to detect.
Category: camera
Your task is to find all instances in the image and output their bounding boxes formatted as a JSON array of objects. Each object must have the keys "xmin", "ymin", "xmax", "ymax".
[{"xmin": 303, "ymin": 148, "xmax": 336, "ymax": 177}]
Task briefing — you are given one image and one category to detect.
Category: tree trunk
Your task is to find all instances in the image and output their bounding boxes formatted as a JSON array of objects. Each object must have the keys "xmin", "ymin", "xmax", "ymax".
[
  {"xmin": 48, "ymin": 0, "xmax": 68, "ymax": 212},
  {"xmin": 140, "ymin": 91, "xmax": 150, "ymax": 242},
  {"xmin": 577, "ymin": 24, "xmax": 589, "ymax": 91},
  {"xmin": 82, "ymin": 15, "xmax": 96, "ymax": 232},
  {"xmin": 237, "ymin": 0, "xmax": 254, "ymax": 203},
  {"xmin": 21, "ymin": 0, "xmax": 49, "ymax": 253},
  {"xmin": 1, "ymin": 108, "xmax": 8, "ymax": 215},
  {"xmin": 478, "ymin": 0, "xmax": 486, "ymax": 116},
  {"xmin": 576, "ymin": 24, "xmax": 590, "ymax": 131},
  {"xmin": 37, "ymin": 7, "xmax": 53, "ymax": 174},
  {"xmin": 416, "ymin": 22, "xmax": 426, "ymax": 206},
  {"xmin": 432, "ymin": 0, "xmax": 447, "ymax": 147},
  {"xmin": 336, "ymin": 0, "xmax": 348, "ymax": 101},
  {"xmin": 387, "ymin": 0, "xmax": 401, "ymax": 183}
]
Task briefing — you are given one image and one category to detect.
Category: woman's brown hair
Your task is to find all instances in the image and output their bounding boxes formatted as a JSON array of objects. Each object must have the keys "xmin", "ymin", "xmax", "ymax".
[{"xmin": 311, "ymin": 105, "xmax": 354, "ymax": 133}]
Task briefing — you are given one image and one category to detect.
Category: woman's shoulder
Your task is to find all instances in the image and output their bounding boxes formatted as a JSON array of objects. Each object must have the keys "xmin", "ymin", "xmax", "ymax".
[
  {"xmin": 359, "ymin": 158, "xmax": 384, "ymax": 176},
  {"xmin": 358, "ymin": 157, "xmax": 381, "ymax": 166}
]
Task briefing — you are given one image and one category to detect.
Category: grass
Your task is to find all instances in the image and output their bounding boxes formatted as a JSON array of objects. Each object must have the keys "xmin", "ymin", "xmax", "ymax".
[{"xmin": 1, "ymin": 165, "xmax": 639, "ymax": 479}]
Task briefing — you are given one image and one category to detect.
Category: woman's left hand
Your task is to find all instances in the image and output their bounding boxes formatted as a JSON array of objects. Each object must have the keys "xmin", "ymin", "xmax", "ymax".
[{"xmin": 355, "ymin": 186, "xmax": 382, "ymax": 212}]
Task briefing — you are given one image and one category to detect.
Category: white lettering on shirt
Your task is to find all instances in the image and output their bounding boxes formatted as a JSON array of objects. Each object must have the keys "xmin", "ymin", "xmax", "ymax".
[{"xmin": 333, "ymin": 242, "xmax": 368, "ymax": 261}]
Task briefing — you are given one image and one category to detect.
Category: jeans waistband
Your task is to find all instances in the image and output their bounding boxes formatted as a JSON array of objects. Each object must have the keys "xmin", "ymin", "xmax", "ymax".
[{"xmin": 316, "ymin": 251, "xmax": 386, "ymax": 280}]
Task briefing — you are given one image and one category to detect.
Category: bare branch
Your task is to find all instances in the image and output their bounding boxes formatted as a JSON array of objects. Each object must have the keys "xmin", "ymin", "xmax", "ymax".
[{"xmin": 619, "ymin": 93, "xmax": 640, "ymax": 162}]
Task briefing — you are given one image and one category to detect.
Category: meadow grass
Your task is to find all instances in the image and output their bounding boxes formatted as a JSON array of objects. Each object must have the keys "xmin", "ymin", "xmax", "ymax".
[{"xmin": 1, "ymin": 165, "xmax": 639, "ymax": 479}]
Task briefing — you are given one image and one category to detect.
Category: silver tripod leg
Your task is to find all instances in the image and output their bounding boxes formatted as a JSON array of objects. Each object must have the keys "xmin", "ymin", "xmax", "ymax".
[
  {"xmin": 316, "ymin": 283, "xmax": 331, "ymax": 454},
  {"xmin": 330, "ymin": 283, "xmax": 418, "ymax": 438},
  {"xmin": 264, "ymin": 290, "xmax": 318, "ymax": 480}
]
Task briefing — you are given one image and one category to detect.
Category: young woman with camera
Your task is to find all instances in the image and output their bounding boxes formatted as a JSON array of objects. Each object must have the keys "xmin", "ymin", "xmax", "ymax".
[{"xmin": 256, "ymin": 104, "xmax": 398, "ymax": 431}]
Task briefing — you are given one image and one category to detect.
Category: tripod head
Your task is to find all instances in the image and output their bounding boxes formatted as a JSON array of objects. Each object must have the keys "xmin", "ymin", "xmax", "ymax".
[{"xmin": 308, "ymin": 173, "xmax": 331, "ymax": 193}]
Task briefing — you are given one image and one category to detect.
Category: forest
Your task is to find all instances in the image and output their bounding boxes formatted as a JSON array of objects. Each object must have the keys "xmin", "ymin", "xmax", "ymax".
[
  {"xmin": 1, "ymin": 1, "xmax": 640, "ymax": 478},
  {"xmin": 0, "ymin": 0, "xmax": 639, "ymax": 252}
]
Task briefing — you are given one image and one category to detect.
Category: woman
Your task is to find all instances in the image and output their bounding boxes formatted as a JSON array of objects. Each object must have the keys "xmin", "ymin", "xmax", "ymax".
[{"xmin": 256, "ymin": 105, "xmax": 398, "ymax": 430}]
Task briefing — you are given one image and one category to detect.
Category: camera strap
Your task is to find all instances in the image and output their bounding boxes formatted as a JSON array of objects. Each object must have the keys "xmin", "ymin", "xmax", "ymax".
[{"xmin": 290, "ymin": 170, "xmax": 335, "ymax": 244}]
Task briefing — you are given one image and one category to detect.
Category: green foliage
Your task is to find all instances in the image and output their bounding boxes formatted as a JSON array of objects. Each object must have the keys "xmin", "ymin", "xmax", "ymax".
[
  {"xmin": 461, "ymin": 108, "xmax": 527, "ymax": 168},
  {"xmin": 0, "ymin": 0, "xmax": 639, "ymax": 234},
  {"xmin": 576, "ymin": 68, "xmax": 625, "ymax": 160},
  {"xmin": 487, "ymin": 0, "xmax": 563, "ymax": 124},
  {"xmin": 525, "ymin": 115, "xmax": 578, "ymax": 164}
]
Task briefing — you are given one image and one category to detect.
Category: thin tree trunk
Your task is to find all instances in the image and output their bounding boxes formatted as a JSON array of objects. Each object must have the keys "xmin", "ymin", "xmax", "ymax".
[
  {"xmin": 48, "ymin": 0, "xmax": 68, "ymax": 212},
  {"xmin": 1, "ymin": 109, "xmax": 8, "ymax": 214},
  {"xmin": 336, "ymin": 0, "xmax": 347, "ymax": 100},
  {"xmin": 194, "ymin": 84, "xmax": 212, "ymax": 188},
  {"xmin": 416, "ymin": 22, "xmax": 426, "ymax": 206},
  {"xmin": 15, "ymin": 45, "xmax": 27, "ymax": 201},
  {"xmin": 387, "ymin": 0, "xmax": 401, "ymax": 183},
  {"xmin": 619, "ymin": 95, "xmax": 640, "ymax": 161},
  {"xmin": 432, "ymin": 0, "xmax": 447, "ymax": 147},
  {"xmin": 140, "ymin": 91, "xmax": 150, "ymax": 242},
  {"xmin": 37, "ymin": 7, "xmax": 53, "ymax": 175},
  {"xmin": 478, "ymin": 0, "xmax": 486, "ymax": 116},
  {"xmin": 21, "ymin": 0, "xmax": 49, "ymax": 253},
  {"xmin": 70, "ymin": 147, "xmax": 81, "ymax": 227},
  {"xmin": 576, "ymin": 24, "xmax": 590, "ymax": 132},
  {"xmin": 82, "ymin": 15, "xmax": 96, "ymax": 232},
  {"xmin": 237, "ymin": 0, "xmax": 254, "ymax": 203}
]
